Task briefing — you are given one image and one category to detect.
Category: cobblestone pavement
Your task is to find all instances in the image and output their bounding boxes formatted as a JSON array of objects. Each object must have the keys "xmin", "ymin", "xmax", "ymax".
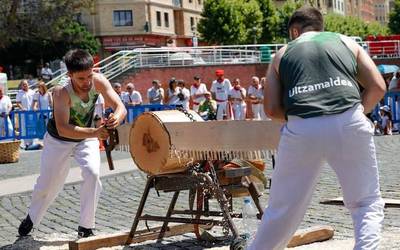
[{"xmin": 0, "ymin": 135, "xmax": 399, "ymax": 249}]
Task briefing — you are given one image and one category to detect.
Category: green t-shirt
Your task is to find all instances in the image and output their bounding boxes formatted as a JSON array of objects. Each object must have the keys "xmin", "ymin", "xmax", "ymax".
[
  {"xmin": 279, "ymin": 32, "xmax": 361, "ymax": 118},
  {"xmin": 47, "ymin": 82, "xmax": 99, "ymax": 142}
]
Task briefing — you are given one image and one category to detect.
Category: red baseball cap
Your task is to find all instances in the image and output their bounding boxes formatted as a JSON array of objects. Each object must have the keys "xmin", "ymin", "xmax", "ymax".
[{"xmin": 215, "ymin": 69, "xmax": 224, "ymax": 76}]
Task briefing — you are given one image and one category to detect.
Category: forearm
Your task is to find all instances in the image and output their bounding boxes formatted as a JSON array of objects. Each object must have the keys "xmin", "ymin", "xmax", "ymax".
[
  {"xmin": 264, "ymin": 99, "xmax": 286, "ymax": 121},
  {"xmin": 58, "ymin": 124, "xmax": 97, "ymax": 139},
  {"xmin": 361, "ymin": 86, "xmax": 385, "ymax": 114}
]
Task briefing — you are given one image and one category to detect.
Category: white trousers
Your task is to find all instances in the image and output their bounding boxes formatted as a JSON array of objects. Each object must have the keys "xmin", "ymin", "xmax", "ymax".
[
  {"xmin": 192, "ymin": 104, "xmax": 200, "ymax": 113},
  {"xmin": 216, "ymin": 101, "xmax": 228, "ymax": 120},
  {"xmin": 28, "ymin": 133, "xmax": 102, "ymax": 229},
  {"xmin": 252, "ymin": 104, "xmax": 263, "ymax": 120},
  {"xmin": 232, "ymin": 103, "xmax": 246, "ymax": 120},
  {"xmin": 249, "ymin": 105, "xmax": 384, "ymax": 250},
  {"xmin": 0, "ymin": 116, "xmax": 13, "ymax": 137}
]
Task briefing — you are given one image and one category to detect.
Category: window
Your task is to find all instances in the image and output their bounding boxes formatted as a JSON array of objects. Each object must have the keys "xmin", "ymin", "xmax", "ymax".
[
  {"xmin": 190, "ymin": 17, "xmax": 195, "ymax": 29},
  {"xmin": 164, "ymin": 13, "xmax": 169, "ymax": 27},
  {"xmin": 156, "ymin": 11, "xmax": 161, "ymax": 26},
  {"xmin": 189, "ymin": 0, "xmax": 193, "ymax": 3},
  {"xmin": 113, "ymin": 10, "xmax": 133, "ymax": 26}
]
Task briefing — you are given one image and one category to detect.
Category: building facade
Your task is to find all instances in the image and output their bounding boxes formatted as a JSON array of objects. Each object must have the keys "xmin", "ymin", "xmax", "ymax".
[
  {"xmin": 328, "ymin": 0, "xmax": 346, "ymax": 15},
  {"xmin": 80, "ymin": 0, "xmax": 203, "ymax": 53},
  {"xmin": 375, "ymin": 0, "xmax": 390, "ymax": 25}
]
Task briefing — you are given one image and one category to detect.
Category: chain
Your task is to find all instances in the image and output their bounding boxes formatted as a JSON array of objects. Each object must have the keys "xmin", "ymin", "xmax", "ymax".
[{"xmin": 175, "ymin": 106, "xmax": 196, "ymax": 122}]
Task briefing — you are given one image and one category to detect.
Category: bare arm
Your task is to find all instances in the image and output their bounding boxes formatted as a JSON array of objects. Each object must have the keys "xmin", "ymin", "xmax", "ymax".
[
  {"xmin": 48, "ymin": 93, "xmax": 53, "ymax": 108},
  {"xmin": 264, "ymin": 47, "xmax": 287, "ymax": 121},
  {"xmin": 93, "ymin": 73, "xmax": 126, "ymax": 128},
  {"xmin": 32, "ymin": 100, "xmax": 38, "ymax": 111},
  {"xmin": 53, "ymin": 86, "xmax": 108, "ymax": 139},
  {"xmin": 341, "ymin": 36, "xmax": 386, "ymax": 113}
]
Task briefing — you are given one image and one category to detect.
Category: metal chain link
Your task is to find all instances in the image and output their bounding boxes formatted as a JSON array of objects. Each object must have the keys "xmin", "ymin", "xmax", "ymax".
[{"xmin": 175, "ymin": 106, "xmax": 196, "ymax": 122}]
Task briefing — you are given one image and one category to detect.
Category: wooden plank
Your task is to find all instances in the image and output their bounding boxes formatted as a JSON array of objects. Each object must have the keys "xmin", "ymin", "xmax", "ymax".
[
  {"xmin": 287, "ymin": 225, "xmax": 334, "ymax": 248},
  {"xmin": 321, "ymin": 197, "xmax": 400, "ymax": 208},
  {"xmin": 69, "ymin": 224, "xmax": 212, "ymax": 250}
]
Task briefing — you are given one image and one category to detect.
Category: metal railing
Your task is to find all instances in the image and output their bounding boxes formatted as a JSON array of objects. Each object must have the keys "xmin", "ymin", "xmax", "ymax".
[
  {"xmin": 43, "ymin": 44, "xmax": 281, "ymax": 87},
  {"xmin": 8, "ymin": 41, "xmax": 400, "ymax": 103},
  {"xmin": 0, "ymin": 104, "xmax": 176, "ymax": 141}
]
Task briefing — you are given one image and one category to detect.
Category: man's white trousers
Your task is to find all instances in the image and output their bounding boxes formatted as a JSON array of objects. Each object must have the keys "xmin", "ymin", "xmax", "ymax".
[
  {"xmin": 28, "ymin": 133, "xmax": 102, "ymax": 229},
  {"xmin": 249, "ymin": 105, "xmax": 384, "ymax": 250}
]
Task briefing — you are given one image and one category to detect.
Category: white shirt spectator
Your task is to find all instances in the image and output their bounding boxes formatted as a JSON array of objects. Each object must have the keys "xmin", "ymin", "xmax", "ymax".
[
  {"xmin": 60, "ymin": 60, "xmax": 67, "ymax": 74},
  {"xmin": 168, "ymin": 88, "xmax": 181, "ymax": 105},
  {"xmin": 0, "ymin": 95, "xmax": 12, "ymax": 114},
  {"xmin": 33, "ymin": 92, "xmax": 51, "ymax": 110},
  {"xmin": 16, "ymin": 89, "xmax": 35, "ymax": 110},
  {"xmin": 147, "ymin": 87, "xmax": 164, "ymax": 104},
  {"xmin": 41, "ymin": 67, "xmax": 53, "ymax": 81},
  {"xmin": 248, "ymin": 85, "xmax": 264, "ymax": 101},
  {"xmin": 177, "ymin": 87, "xmax": 190, "ymax": 109},
  {"xmin": 210, "ymin": 79, "xmax": 232, "ymax": 101},
  {"xmin": 190, "ymin": 83, "xmax": 208, "ymax": 105},
  {"xmin": 0, "ymin": 95, "xmax": 13, "ymax": 136},
  {"xmin": 123, "ymin": 91, "xmax": 142, "ymax": 105},
  {"xmin": 229, "ymin": 87, "xmax": 246, "ymax": 105},
  {"xmin": 95, "ymin": 94, "xmax": 105, "ymax": 118}
]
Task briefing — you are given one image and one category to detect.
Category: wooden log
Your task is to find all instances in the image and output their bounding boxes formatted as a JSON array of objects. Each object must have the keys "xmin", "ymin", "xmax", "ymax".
[
  {"xmin": 321, "ymin": 197, "xmax": 400, "ymax": 208},
  {"xmin": 287, "ymin": 225, "xmax": 334, "ymax": 248},
  {"xmin": 68, "ymin": 224, "xmax": 212, "ymax": 250}
]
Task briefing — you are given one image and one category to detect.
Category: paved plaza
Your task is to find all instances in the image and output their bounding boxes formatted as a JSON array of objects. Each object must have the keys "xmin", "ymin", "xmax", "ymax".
[{"xmin": 0, "ymin": 135, "xmax": 399, "ymax": 249}]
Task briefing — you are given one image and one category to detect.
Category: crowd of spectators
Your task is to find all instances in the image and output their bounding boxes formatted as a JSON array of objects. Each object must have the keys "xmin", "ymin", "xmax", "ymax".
[
  {"xmin": 3, "ymin": 67, "xmax": 398, "ymax": 143},
  {"xmin": 372, "ymin": 70, "xmax": 400, "ymax": 136},
  {"xmin": 105, "ymin": 69, "xmax": 270, "ymax": 121}
]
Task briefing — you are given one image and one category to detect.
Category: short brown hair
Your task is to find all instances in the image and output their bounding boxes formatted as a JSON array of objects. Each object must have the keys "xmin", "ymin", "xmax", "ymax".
[{"xmin": 288, "ymin": 7, "xmax": 324, "ymax": 32}]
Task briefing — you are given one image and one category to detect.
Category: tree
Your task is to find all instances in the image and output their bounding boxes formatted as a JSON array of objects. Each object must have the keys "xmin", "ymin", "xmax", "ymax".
[
  {"xmin": 257, "ymin": 0, "xmax": 280, "ymax": 43},
  {"xmin": 0, "ymin": 0, "xmax": 99, "ymax": 76},
  {"xmin": 0, "ymin": 0, "xmax": 94, "ymax": 48},
  {"xmin": 388, "ymin": 0, "xmax": 400, "ymax": 34},
  {"xmin": 325, "ymin": 13, "xmax": 388, "ymax": 38},
  {"xmin": 197, "ymin": 0, "xmax": 262, "ymax": 45},
  {"xmin": 275, "ymin": 0, "xmax": 304, "ymax": 42}
]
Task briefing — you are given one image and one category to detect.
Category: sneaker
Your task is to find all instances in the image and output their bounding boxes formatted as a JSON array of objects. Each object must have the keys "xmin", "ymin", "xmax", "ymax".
[
  {"xmin": 78, "ymin": 226, "xmax": 94, "ymax": 238},
  {"xmin": 18, "ymin": 215, "xmax": 33, "ymax": 236}
]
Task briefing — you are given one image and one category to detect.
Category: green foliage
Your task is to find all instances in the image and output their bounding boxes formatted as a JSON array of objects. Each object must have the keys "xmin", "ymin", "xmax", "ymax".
[
  {"xmin": 61, "ymin": 21, "xmax": 100, "ymax": 55},
  {"xmin": 257, "ymin": 0, "xmax": 280, "ymax": 43},
  {"xmin": 198, "ymin": 0, "xmax": 262, "ymax": 45},
  {"xmin": 0, "ymin": 0, "xmax": 98, "ymax": 69},
  {"xmin": 275, "ymin": 0, "xmax": 304, "ymax": 42},
  {"xmin": 389, "ymin": 0, "xmax": 400, "ymax": 34},
  {"xmin": 325, "ymin": 13, "xmax": 388, "ymax": 38}
]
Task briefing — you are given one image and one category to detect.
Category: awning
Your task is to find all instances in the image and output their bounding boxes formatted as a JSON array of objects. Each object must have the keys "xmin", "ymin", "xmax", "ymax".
[{"xmin": 377, "ymin": 64, "xmax": 399, "ymax": 74}]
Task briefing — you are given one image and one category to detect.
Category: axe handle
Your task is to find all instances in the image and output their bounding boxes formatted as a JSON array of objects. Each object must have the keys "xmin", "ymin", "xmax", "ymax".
[{"xmin": 104, "ymin": 128, "xmax": 119, "ymax": 171}]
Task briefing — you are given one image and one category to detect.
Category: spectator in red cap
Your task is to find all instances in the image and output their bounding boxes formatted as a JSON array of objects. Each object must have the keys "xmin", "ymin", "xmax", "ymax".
[{"xmin": 210, "ymin": 69, "xmax": 232, "ymax": 120}]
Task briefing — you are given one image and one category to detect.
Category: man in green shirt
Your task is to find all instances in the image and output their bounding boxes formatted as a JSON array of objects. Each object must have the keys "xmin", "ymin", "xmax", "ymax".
[
  {"xmin": 18, "ymin": 49, "xmax": 127, "ymax": 238},
  {"xmin": 249, "ymin": 7, "xmax": 386, "ymax": 250},
  {"xmin": 198, "ymin": 91, "xmax": 217, "ymax": 120}
]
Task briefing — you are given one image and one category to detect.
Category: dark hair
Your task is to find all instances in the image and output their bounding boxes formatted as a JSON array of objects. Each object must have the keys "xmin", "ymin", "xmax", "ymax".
[
  {"xmin": 177, "ymin": 79, "xmax": 185, "ymax": 86},
  {"xmin": 64, "ymin": 49, "xmax": 94, "ymax": 73},
  {"xmin": 169, "ymin": 77, "xmax": 177, "ymax": 91},
  {"xmin": 288, "ymin": 7, "xmax": 324, "ymax": 32}
]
